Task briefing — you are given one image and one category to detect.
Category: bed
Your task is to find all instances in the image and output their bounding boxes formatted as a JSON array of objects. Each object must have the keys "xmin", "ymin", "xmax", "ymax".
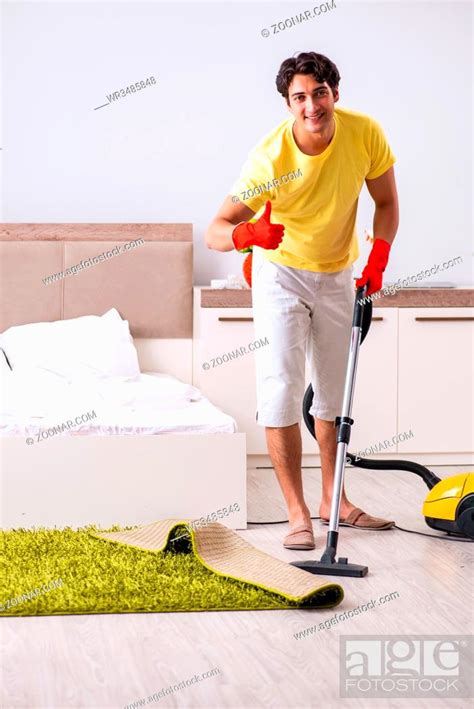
[{"xmin": 0, "ymin": 224, "xmax": 247, "ymax": 530}]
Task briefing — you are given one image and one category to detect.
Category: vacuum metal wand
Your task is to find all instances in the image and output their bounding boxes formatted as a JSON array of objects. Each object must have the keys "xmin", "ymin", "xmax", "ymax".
[
  {"xmin": 291, "ymin": 285, "xmax": 369, "ymax": 577},
  {"xmin": 328, "ymin": 325, "xmax": 361, "ymax": 532}
]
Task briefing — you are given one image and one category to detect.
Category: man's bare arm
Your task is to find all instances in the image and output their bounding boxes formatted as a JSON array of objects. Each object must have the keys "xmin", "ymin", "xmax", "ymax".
[
  {"xmin": 204, "ymin": 196, "xmax": 256, "ymax": 252},
  {"xmin": 365, "ymin": 166, "xmax": 399, "ymax": 246}
]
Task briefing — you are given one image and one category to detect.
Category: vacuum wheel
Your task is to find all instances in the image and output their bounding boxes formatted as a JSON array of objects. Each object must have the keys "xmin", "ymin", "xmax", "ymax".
[{"xmin": 456, "ymin": 494, "xmax": 474, "ymax": 539}]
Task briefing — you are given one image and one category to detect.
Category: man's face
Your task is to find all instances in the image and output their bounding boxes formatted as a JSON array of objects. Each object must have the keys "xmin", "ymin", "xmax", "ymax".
[{"xmin": 287, "ymin": 74, "xmax": 339, "ymax": 134}]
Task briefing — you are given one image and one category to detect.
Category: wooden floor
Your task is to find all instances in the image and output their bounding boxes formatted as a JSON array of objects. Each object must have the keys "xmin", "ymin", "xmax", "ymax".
[{"xmin": 1, "ymin": 464, "xmax": 473, "ymax": 709}]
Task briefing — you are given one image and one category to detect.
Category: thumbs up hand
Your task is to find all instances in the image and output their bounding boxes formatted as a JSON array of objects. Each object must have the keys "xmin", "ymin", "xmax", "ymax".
[{"xmin": 232, "ymin": 200, "xmax": 285, "ymax": 252}]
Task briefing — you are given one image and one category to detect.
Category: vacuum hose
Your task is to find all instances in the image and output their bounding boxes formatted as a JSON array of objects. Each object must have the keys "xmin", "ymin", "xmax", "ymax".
[{"xmin": 345, "ymin": 453, "xmax": 442, "ymax": 490}]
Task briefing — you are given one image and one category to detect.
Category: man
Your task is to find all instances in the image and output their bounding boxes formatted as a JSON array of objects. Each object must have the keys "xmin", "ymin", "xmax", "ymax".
[{"xmin": 205, "ymin": 52, "xmax": 399, "ymax": 550}]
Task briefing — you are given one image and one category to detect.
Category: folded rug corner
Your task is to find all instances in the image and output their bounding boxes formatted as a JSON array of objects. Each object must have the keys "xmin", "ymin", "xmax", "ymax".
[{"xmin": 91, "ymin": 518, "xmax": 344, "ymax": 609}]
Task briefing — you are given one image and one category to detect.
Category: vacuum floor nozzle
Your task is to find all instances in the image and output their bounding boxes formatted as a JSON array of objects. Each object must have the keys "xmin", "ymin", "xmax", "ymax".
[{"xmin": 291, "ymin": 558, "xmax": 368, "ymax": 577}]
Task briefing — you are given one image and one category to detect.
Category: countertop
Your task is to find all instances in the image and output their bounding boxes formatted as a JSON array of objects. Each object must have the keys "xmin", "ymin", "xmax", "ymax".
[{"xmin": 198, "ymin": 286, "xmax": 474, "ymax": 308}]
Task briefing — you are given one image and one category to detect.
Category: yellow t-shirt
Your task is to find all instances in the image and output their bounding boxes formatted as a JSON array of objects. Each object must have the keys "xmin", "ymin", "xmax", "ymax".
[{"xmin": 230, "ymin": 107, "xmax": 396, "ymax": 272}]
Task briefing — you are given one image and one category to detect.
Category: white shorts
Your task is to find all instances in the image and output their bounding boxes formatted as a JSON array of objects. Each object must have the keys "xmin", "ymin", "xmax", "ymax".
[{"xmin": 251, "ymin": 247, "xmax": 355, "ymax": 427}]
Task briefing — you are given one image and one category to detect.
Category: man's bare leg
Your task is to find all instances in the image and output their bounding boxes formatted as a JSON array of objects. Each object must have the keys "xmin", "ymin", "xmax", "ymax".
[
  {"xmin": 265, "ymin": 423, "xmax": 311, "ymax": 529},
  {"xmin": 315, "ymin": 417, "xmax": 358, "ymax": 520}
]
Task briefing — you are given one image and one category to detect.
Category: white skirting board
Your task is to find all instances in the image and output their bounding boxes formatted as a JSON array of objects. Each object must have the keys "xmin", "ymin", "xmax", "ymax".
[
  {"xmin": 0, "ymin": 433, "xmax": 247, "ymax": 530},
  {"xmin": 249, "ymin": 452, "xmax": 474, "ymax": 469}
]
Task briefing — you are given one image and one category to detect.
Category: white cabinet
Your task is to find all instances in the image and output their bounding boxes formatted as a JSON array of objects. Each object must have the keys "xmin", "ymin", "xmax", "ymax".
[
  {"xmin": 398, "ymin": 308, "xmax": 474, "ymax": 454},
  {"xmin": 194, "ymin": 290, "xmax": 473, "ymax": 459},
  {"xmin": 193, "ymin": 299, "xmax": 266, "ymax": 454}
]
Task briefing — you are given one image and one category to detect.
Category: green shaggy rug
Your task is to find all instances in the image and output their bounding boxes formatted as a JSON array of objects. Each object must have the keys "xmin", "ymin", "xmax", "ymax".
[{"xmin": 0, "ymin": 519, "xmax": 344, "ymax": 616}]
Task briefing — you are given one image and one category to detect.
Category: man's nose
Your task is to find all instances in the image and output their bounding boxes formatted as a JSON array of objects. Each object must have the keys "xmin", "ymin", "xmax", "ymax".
[{"xmin": 306, "ymin": 97, "xmax": 320, "ymax": 113}]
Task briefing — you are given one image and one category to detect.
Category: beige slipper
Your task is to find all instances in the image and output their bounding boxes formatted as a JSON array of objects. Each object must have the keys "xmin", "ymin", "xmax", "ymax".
[
  {"xmin": 321, "ymin": 507, "xmax": 395, "ymax": 530},
  {"xmin": 283, "ymin": 524, "xmax": 316, "ymax": 550}
]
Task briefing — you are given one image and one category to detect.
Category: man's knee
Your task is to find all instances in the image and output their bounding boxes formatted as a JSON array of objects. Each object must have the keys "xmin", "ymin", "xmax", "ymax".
[{"xmin": 314, "ymin": 418, "xmax": 337, "ymax": 441}]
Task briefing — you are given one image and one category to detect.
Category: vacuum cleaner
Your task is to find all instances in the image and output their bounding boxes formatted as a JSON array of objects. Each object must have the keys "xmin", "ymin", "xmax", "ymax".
[{"xmin": 290, "ymin": 284, "xmax": 474, "ymax": 578}]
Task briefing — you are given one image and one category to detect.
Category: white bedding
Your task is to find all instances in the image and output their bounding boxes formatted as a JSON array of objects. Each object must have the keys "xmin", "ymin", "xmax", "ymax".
[{"xmin": 0, "ymin": 370, "xmax": 238, "ymax": 436}]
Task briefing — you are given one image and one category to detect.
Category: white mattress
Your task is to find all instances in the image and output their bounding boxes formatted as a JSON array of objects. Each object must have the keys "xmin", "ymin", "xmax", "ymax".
[{"xmin": 0, "ymin": 370, "xmax": 238, "ymax": 436}]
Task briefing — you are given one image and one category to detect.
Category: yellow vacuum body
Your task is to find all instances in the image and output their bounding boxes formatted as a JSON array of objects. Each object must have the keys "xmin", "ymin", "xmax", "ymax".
[{"xmin": 422, "ymin": 472, "xmax": 474, "ymax": 538}]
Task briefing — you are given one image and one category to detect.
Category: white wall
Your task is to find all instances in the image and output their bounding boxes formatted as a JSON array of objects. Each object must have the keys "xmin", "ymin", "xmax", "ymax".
[{"xmin": 2, "ymin": 1, "xmax": 472, "ymax": 286}]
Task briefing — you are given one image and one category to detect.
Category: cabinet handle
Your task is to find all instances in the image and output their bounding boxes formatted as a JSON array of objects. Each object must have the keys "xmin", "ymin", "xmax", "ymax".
[
  {"xmin": 415, "ymin": 317, "xmax": 474, "ymax": 322},
  {"xmin": 218, "ymin": 317, "xmax": 254, "ymax": 322},
  {"xmin": 217, "ymin": 315, "xmax": 385, "ymax": 323}
]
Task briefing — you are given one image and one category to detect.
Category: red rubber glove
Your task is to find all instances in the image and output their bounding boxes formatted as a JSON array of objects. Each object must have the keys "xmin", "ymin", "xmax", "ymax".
[
  {"xmin": 355, "ymin": 238, "xmax": 391, "ymax": 296},
  {"xmin": 232, "ymin": 200, "xmax": 284, "ymax": 252}
]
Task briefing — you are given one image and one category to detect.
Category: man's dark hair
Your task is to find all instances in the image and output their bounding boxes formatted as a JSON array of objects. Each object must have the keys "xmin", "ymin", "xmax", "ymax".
[{"xmin": 276, "ymin": 52, "xmax": 340, "ymax": 103}]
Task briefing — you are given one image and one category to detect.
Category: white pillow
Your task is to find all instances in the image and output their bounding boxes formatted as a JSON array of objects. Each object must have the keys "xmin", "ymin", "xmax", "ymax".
[{"xmin": 0, "ymin": 308, "xmax": 140, "ymax": 381}]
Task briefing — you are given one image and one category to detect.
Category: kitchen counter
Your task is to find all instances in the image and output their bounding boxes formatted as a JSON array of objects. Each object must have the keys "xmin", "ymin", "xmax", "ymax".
[{"xmin": 199, "ymin": 286, "xmax": 474, "ymax": 308}]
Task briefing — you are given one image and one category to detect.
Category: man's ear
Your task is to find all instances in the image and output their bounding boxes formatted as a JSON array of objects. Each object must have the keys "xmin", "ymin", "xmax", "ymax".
[{"xmin": 332, "ymin": 86, "xmax": 340, "ymax": 103}]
